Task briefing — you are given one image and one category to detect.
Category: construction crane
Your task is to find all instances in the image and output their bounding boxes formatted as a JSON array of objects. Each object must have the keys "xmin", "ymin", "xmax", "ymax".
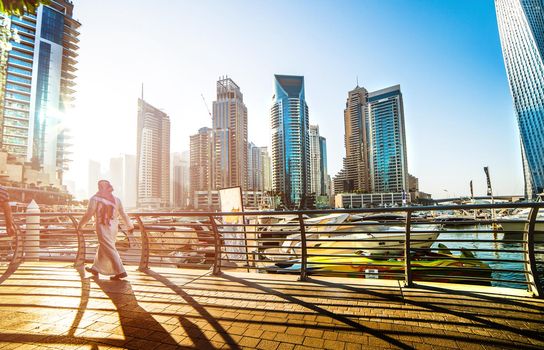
[{"xmin": 201, "ymin": 93, "xmax": 212, "ymax": 118}]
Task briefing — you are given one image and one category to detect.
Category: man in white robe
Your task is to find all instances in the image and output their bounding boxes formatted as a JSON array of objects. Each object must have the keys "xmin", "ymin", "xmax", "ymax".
[{"xmin": 78, "ymin": 180, "xmax": 134, "ymax": 280}]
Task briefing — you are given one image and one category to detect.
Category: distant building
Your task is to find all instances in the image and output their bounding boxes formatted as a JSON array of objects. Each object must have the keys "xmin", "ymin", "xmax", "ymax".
[
  {"xmin": 88, "ymin": 160, "xmax": 101, "ymax": 198},
  {"xmin": 212, "ymin": 76, "xmax": 248, "ymax": 190},
  {"xmin": 368, "ymin": 85, "xmax": 408, "ymax": 194},
  {"xmin": 193, "ymin": 190, "xmax": 265, "ymax": 211},
  {"xmin": 495, "ymin": 0, "xmax": 544, "ymax": 197},
  {"xmin": 136, "ymin": 98, "xmax": 170, "ymax": 209},
  {"xmin": 309, "ymin": 125, "xmax": 329, "ymax": 197},
  {"xmin": 333, "ymin": 84, "xmax": 410, "ymax": 208},
  {"xmin": 319, "ymin": 136, "xmax": 329, "ymax": 197},
  {"xmin": 408, "ymin": 173, "xmax": 419, "ymax": 193},
  {"xmin": 248, "ymin": 143, "xmax": 270, "ymax": 192},
  {"xmin": 171, "ymin": 151, "xmax": 189, "ymax": 208},
  {"xmin": 107, "ymin": 154, "xmax": 136, "ymax": 209},
  {"xmin": 0, "ymin": 1, "xmax": 80, "ymax": 184},
  {"xmin": 335, "ymin": 192, "xmax": 411, "ymax": 209},
  {"xmin": 309, "ymin": 125, "xmax": 321, "ymax": 196},
  {"xmin": 271, "ymin": 74, "xmax": 310, "ymax": 207},
  {"xmin": 0, "ymin": 150, "xmax": 71, "ymax": 204},
  {"xmin": 262, "ymin": 148, "xmax": 272, "ymax": 191},
  {"xmin": 334, "ymin": 86, "xmax": 371, "ymax": 194},
  {"xmin": 190, "ymin": 127, "xmax": 212, "ymax": 204}
]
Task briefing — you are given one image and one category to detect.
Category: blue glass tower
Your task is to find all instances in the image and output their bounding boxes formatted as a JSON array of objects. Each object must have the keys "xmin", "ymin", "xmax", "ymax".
[
  {"xmin": 319, "ymin": 135, "xmax": 328, "ymax": 196},
  {"xmin": 367, "ymin": 85, "xmax": 408, "ymax": 194},
  {"xmin": 496, "ymin": 0, "xmax": 544, "ymax": 197},
  {"xmin": 270, "ymin": 75, "xmax": 310, "ymax": 207},
  {"xmin": 0, "ymin": 1, "xmax": 80, "ymax": 184}
]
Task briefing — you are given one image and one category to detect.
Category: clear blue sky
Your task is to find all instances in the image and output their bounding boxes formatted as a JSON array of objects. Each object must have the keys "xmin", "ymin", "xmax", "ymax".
[{"xmin": 66, "ymin": 0, "xmax": 522, "ymax": 199}]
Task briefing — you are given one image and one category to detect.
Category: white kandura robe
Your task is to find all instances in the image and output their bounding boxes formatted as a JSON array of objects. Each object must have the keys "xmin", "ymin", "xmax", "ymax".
[{"xmin": 85, "ymin": 197, "xmax": 132, "ymax": 276}]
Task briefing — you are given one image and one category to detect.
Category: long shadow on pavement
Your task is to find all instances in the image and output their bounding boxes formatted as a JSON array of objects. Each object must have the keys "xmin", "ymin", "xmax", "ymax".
[
  {"xmin": 144, "ymin": 269, "xmax": 242, "ymax": 350},
  {"xmin": 311, "ymin": 277, "xmax": 544, "ymax": 347},
  {"xmin": 94, "ymin": 278, "xmax": 187, "ymax": 349},
  {"xmin": 221, "ymin": 273, "xmax": 414, "ymax": 350}
]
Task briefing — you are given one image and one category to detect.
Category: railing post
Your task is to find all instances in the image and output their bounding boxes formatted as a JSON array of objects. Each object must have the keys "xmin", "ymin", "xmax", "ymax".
[
  {"xmin": 298, "ymin": 213, "xmax": 308, "ymax": 281},
  {"xmin": 524, "ymin": 207, "xmax": 542, "ymax": 298},
  {"xmin": 209, "ymin": 215, "xmax": 222, "ymax": 276},
  {"xmin": 135, "ymin": 215, "xmax": 150, "ymax": 271},
  {"xmin": 404, "ymin": 211, "xmax": 413, "ymax": 287},
  {"xmin": 69, "ymin": 215, "xmax": 85, "ymax": 268},
  {"xmin": 25, "ymin": 200, "xmax": 40, "ymax": 261}
]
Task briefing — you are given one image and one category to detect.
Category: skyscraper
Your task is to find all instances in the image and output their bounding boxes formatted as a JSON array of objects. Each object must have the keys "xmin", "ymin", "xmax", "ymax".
[
  {"xmin": 212, "ymin": 76, "xmax": 248, "ymax": 190},
  {"xmin": 247, "ymin": 142, "xmax": 270, "ymax": 192},
  {"xmin": 190, "ymin": 127, "xmax": 212, "ymax": 196},
  {"xmin": 367, "ymin": 85, "xmax": 408, "ymax": 193},
  {"xmin": 0, "ymin": 1, "xmax": 80, "ymax": 183},
  {"xmin": 136, "ymin": 98, "xmax": 170, "ymax": 208},
  {"xmin": 271, "ymin": 74, "xmax": 310, "ymax": 207},
  {"xmin": 319, "ymin": 135, "xmax": 329, "ymax": 196},
  {"xmin": 495, "ymin": 0, "xmax": 544, "ymax": 197},
  {"xmin": 309, "ymin": 125, "xmax": 328, "ymax": 196},
  {"xmin": 333, "ymin": 86, "xmax": 371, "ymax": 194}
]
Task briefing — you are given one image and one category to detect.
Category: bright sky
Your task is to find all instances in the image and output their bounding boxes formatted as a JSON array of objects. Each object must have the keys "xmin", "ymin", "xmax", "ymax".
[{"xmin": 64, "ymin": 0, "xmax": 523, "ymax": 200}]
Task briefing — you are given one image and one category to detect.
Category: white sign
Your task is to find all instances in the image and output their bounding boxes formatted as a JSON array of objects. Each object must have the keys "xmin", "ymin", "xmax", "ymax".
[{"xmin": 219, "ymin": 187, "xmax": 246, "ymax": 263}]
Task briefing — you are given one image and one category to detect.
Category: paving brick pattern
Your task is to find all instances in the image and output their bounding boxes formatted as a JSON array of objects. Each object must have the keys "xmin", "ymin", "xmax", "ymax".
[{"xmin": 0, "ymin": 262, "xmax": 543, "ymax": 349}]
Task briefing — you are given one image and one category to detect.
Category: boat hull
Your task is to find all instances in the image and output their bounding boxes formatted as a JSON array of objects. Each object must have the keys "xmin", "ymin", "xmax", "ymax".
[
  {"xmin": 266, "ymin": 253, "xmax": 491, "ymax": 285},
  {"xmin": 498, "ymin": 221, "xmax": 544, "ymax": 241}
]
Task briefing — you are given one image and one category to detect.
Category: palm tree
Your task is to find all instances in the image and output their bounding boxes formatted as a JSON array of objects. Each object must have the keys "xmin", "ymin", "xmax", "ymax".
[{"xmin": 0, "ymin": 0, "xmax": 49, "ymax": 16}]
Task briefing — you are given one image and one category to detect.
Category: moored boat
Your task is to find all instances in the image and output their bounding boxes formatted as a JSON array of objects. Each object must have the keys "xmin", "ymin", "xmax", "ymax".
[{"xmin": 265, "ymin": 247, "xmax": 491, "ymax": 285}]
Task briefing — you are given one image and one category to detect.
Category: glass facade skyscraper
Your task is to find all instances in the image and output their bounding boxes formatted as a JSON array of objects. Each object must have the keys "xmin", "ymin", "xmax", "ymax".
[
  {"xmin": 0, "ymin": 1, "xmax": 80, "ymax": 183},
  {"xmin": 495, "ymin": 0, "xmax": 544, "ymax": 197},
  {"xmin": 319, "ymin": 135, "xmax": 328, "ymax": 196},
  {"xmin": 271, "ymin": 74, "xmax": 310, "ymax": 207},
  {"xmin": 367, "ymin": 85, "xmax": 408, "ymax": 193}
]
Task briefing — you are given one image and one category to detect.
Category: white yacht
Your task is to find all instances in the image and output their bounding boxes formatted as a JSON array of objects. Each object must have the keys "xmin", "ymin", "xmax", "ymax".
[
  {"xmin": 497, "ymin": 193, "xmax": 544, "ymax": 238},
  {"xmin": 258, "ymin": 213, "xmax": 439, "ymax": 261}
]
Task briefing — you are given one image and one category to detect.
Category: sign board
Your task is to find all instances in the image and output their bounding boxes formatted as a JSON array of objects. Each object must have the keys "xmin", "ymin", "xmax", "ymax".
[{"xmin": 219, "ymin": 187, "xmax": 246, "ymax": 263}]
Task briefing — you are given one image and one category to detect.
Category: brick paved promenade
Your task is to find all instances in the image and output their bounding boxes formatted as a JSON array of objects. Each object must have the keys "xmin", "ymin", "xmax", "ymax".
[{"xmin": 0, "ymin": 262, "xmax": 543, "ymax": 349}]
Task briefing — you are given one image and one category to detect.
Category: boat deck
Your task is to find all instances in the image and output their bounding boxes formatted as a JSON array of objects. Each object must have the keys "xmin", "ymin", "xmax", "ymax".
[{"xmin": 0, "ymin": 262, "xmax": 543, "ymax": 349}]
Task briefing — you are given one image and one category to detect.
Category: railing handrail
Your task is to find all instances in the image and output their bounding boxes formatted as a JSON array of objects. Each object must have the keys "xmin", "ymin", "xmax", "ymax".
[
  {"xmin": 6, "ymin": 201, "xmax": 544, "ymax": 218},
  {"xmin": 2, "ymin": 202, "xmax": 543, "ymax": 298}
]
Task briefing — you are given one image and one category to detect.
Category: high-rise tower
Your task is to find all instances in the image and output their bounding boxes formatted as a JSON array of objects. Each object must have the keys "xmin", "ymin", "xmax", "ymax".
[
  {"xmin": 309, "ymin": 125, "xmax": 328, "ymax": 196},
  {"xmin": 270, "ymin": 74, "xmax": 310, "ymax": 207},
  {"xmin": 0, "ymin": 0, "xmax": 80, "ymax": 183},
  {"xmin": 136, "ymin": 98, "xmax": 170, "ymax": 208},
  {"xmin": 495, "ymin": 0, "xmax": 544, "ymax": 197},
  {"xmin": 247, "ymin": 142, "xmax": 270, "ymax": 192},
  {"xmin": 212, "ymin": 77, "xmax": 248, "ymax": 190},
  {"xmin": 171, "ymin": 151, "xmax": 189, "ymax": 209},
  {"xmin": 367, "ymin": 85, "xmax": 408, "ymax": 193},
  {"xmin": 333, "ymin": 86, "xmax": 371, "ymax": 194},
  {"xmin": 190, "ymin": 127, "xmax": 212, "ymax": 196},
  {"xmin": 319, "ymin": 135, "xmax": 329, "ymax": 196}
]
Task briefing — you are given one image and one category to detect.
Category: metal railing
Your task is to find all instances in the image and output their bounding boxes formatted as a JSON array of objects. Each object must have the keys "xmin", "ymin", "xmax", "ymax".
[{"xmin": 0, "ymin": 202, "xmax": 543, "ymax": 297}]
